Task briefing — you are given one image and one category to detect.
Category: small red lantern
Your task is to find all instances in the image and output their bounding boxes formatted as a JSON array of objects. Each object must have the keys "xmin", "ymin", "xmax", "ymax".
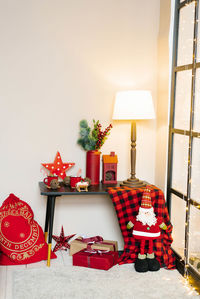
[{"xmin": 102, "ymin": 152, "xmax": 118, "ymax": 184}]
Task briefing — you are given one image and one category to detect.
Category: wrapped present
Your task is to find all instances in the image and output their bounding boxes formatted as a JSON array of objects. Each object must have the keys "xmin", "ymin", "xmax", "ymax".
[
  {"xmin": 69, "ymin": 236, "xmax": 118, "ymax": 256},
  {"xmin": 73, "ymin": 249, "xmax": 119, "ymax": 270}
]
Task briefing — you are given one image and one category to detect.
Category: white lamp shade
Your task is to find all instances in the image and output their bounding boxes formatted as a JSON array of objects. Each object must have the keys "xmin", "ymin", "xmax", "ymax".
[{"xmin": 112, "ymin": 90, "xmax": 155, "ymax": 120}]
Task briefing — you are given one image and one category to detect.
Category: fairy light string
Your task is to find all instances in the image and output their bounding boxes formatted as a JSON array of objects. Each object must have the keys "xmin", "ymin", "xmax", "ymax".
[{"xmin": 174, "ymin": 0, "xmax": 200, "ymax": 294}]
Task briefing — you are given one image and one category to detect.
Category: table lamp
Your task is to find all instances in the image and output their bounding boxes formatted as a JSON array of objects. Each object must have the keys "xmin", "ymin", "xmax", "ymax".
[{"xmin": 112, "ymin": 90, "xmax": 155, "ymax": 187}]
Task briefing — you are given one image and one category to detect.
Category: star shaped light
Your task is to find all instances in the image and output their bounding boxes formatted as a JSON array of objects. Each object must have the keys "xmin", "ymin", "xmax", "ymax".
[
  {"xmin": 52, "ymin": 226, "xmax": 76, "ymax": 252},
  {"xmin": 42, "ymin": 151, "xmax": 75, "ymax": 180}
]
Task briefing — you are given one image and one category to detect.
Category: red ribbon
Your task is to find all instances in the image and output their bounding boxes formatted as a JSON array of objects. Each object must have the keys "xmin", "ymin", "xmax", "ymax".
[
  {"xmin": 85, "ymin": 249, "xmax": 110, "ymax": 254},
  {"xmin": 79, "ymin": 236, "xmax": 116, "ymax": 251},
  {"xmin": 85, "ymin": 249, "xmax": 110, "ymax": 268},
  {"xmin": 79, "ymin": 236, "xmax": 103, "ymax": 243}
]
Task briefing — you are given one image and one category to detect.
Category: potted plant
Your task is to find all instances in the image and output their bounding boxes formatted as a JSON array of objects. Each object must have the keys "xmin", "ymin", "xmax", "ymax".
[{"xmin": 77, "ymin": 120, "xmax": 112, "ymax": 185}]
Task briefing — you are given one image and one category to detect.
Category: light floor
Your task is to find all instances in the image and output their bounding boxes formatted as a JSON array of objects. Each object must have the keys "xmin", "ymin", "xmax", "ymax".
[
  {"xmin": 0, "ymin": 251, "xmax": 70, "ymax": 299},
  {"xmin": 1, "ymin": 251, "xmax": 199, "ymax": 299}
]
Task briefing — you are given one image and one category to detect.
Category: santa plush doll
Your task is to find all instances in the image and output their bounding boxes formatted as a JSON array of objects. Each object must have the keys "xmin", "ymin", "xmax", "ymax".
[{"xmin": 127, "ymin": 187, "xmax": 167, "ymax": 273}]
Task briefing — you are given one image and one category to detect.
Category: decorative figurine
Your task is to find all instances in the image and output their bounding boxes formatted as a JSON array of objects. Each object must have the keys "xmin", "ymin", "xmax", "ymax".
[
  {"xmin": 50, "ymin": 179, "xmax": 60, "ymax": 190},
  {"xmin": 63, "ymin": 176, "xmax": 70, "ymax": 186},
  {"xmin": 102, "ymin": 152, "xmax": 118, "ymax": 184},
  {"xmin": 76, "ymin": 181, "xmax": 89, "ymax": 192},
  {"xmin": 127, "ymin": 187, "xmax": 167, "ymax": 273},
  {"xmin": 43, "ymin": 175, "xmax": 60, "ymax": 189}
]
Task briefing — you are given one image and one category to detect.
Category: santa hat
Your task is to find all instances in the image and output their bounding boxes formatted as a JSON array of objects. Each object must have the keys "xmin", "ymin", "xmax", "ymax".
[{"xmin": 141, "ymin": 187, "xmax": 152, "ymax": 209}]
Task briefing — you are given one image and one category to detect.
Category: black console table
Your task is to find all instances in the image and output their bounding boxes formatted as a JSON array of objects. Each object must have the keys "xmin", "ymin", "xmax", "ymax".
[{"xmin": 39, "ymin": 181, "xmax": 122, "ymax": 266}]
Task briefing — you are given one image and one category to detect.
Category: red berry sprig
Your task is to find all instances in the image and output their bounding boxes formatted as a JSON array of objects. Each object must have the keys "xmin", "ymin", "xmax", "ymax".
[{"xmin": 95, "ymin": 123, "xmax": 112, "ymax": 150}]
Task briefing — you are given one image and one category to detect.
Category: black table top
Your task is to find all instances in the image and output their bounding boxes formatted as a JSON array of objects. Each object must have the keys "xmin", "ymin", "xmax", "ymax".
[{"xmin": 39, "ymin": 181, "xmax": 122, "ymax": 196}]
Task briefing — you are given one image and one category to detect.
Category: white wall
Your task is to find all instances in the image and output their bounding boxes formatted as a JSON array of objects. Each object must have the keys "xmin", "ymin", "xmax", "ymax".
[
  {"xmin": 155, "ymin": 0, "xmax": 171, "ymax": 193},
  {"xmin": 0, "ymin": 0, "xmax": 161, "ymax": 250}
]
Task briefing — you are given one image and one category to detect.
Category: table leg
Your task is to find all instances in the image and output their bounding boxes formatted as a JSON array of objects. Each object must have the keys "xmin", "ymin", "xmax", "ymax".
[
  {"xmin": 47, "ymin": 196, "xmax": 56, "ymax": 267},
  {"xmin": 44, "ymin": 196, "xmax": 51, "ymax": 242}
]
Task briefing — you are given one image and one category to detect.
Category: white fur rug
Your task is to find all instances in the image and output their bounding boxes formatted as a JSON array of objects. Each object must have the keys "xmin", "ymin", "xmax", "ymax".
[{"xmin": 12, "ymin": 261, "xmax": 199, "ymax": 299}]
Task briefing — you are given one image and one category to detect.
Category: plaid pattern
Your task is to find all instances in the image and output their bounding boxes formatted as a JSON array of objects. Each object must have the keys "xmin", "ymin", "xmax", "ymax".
[{"xmin": 107, "ymin": 185, "xmax": 176, "ymax": 269}]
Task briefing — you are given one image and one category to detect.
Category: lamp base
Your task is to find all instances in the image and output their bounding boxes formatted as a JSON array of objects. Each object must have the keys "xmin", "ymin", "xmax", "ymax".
[{"xmin": 120, "ymin": 177, "xmax": 146, "ymax": 188}]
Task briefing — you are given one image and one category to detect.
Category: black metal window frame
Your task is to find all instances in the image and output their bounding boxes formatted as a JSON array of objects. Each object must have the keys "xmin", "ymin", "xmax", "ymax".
[{"xmin": 167, "ymin": 0, "xmax": 200, "ymax": 282}]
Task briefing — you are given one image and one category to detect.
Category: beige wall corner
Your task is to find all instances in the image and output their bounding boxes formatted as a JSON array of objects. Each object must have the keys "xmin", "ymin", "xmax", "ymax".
[
  {"xmin": 0, "ymin": 0, "xmax": 161, "ymax": 250},
  {"xmin": 155, "ymin": 0, "xmax": 171, "ymax": 193}
]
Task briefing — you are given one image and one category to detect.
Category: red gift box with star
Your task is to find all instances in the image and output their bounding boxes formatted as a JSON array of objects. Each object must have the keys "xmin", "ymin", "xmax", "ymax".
[{"xmin": 72, "ymin": 249, "xmax": 118, "ymax": 271}]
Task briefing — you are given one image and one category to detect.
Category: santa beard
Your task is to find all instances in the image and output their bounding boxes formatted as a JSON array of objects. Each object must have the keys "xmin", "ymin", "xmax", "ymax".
[{"xmin": 136, "ymin": 207, "xmax": 157, "ymax": 227}]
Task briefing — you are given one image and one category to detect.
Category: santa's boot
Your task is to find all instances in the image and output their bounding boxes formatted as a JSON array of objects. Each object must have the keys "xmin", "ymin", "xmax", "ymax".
[
  {"xmin": 135, "ymin": 254, "xmax": 148, "ymax": 272},
  {"xmin": 147, "ymin": 253, "xmax": 160, "ymax": 271}
]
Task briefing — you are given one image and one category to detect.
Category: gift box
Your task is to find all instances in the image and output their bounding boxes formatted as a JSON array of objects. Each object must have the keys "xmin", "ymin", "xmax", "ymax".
[
  {"xmin": 73, "ymin": 249, "xmax": 119, "ymax": 270},
  {"xmin": 69, "ymin": 236, "xmax": 118, "ymax": 256}
]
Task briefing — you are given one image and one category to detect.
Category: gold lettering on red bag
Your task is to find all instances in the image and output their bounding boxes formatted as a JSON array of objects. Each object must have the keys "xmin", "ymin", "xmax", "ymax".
[
  {"xmin": 0, "ymin": 236, "xmax": 11, "ymax": 248},
  {"xmin": 0, "ymin": 220, "xmax": 40, "ymax": 252},
  {"xmin": 0, "ymin": 202, "xmax": 45, "ymax": 263},
  {"xmin": 10, "ymin": 244, "xmax": 44, "ymax": 261}
]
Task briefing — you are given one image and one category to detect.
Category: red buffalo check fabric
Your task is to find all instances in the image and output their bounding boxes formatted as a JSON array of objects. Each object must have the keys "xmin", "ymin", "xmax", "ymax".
[{"xmin": 107, "ymin": 185, "xmax": 176, "ymax": 269}]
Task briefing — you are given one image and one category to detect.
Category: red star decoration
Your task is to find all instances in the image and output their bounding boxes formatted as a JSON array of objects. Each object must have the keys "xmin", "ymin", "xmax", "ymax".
[
  {"xmin": 52, "ymin": 226, "xmax": 76, "ymax": 252},
  {"xmin": 42, "ymin": 151, "xmax": 75, "ymax": 180}
]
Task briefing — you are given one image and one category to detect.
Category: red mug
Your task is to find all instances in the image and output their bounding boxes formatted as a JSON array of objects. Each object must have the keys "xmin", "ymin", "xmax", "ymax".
[
  {"xmin": 70, "ymin": 176, "xmax": 82, "ymax": 188},
  {"xmin": 43, "ymin": 176, "xmax": 58, "ymax": 187}
]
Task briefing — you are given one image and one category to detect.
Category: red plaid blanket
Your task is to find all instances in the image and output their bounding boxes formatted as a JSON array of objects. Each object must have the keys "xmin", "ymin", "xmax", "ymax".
[{"xmin": 107, "ymin": 185, "xmax": 176, "ymax": 269}]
